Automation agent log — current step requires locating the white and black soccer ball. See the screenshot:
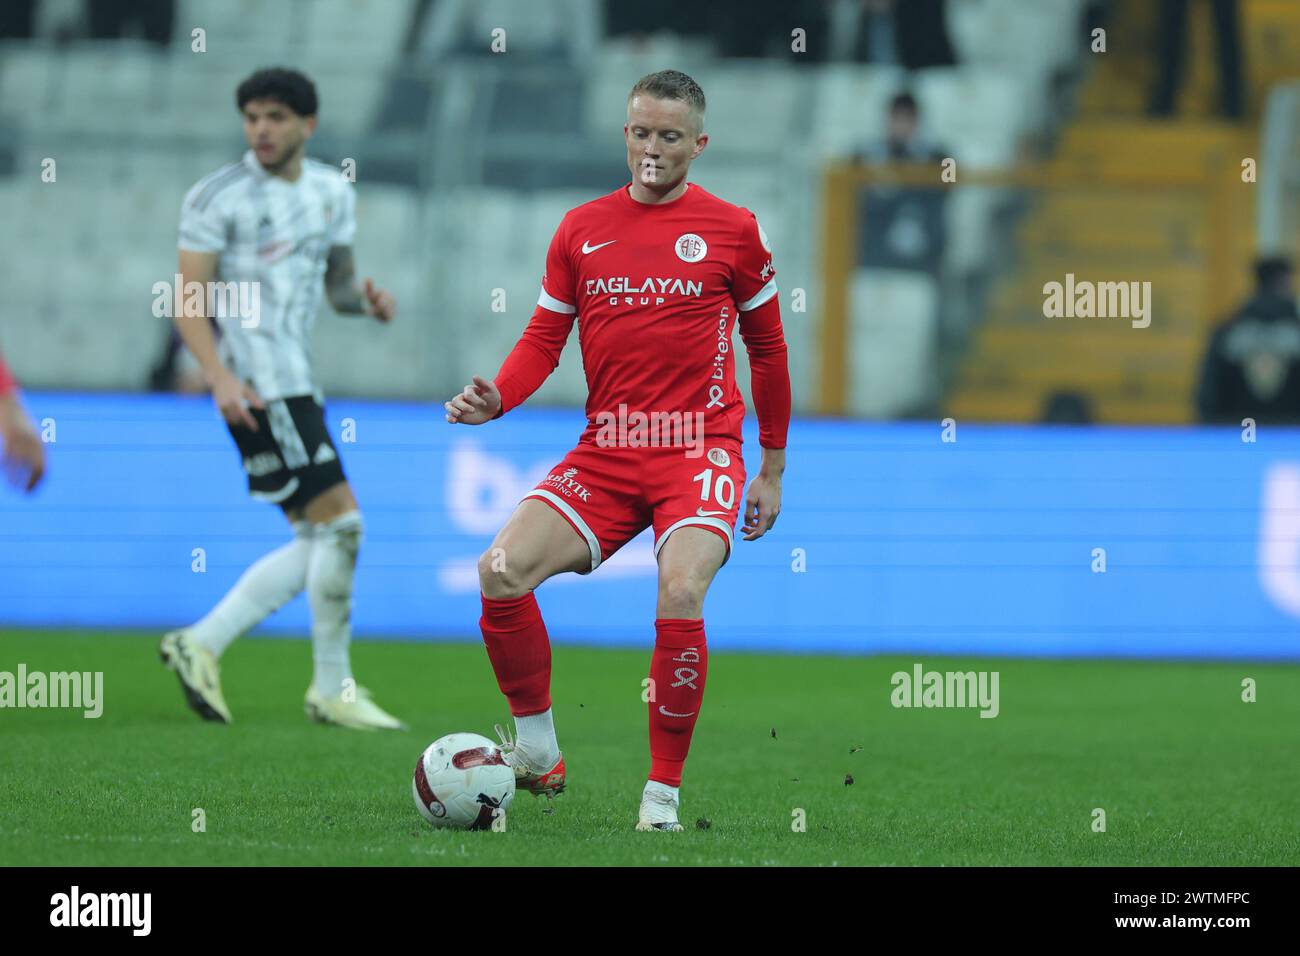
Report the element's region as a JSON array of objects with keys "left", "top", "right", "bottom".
[{"left": 412, "top": 733, "right": 515, "bottom": 830}]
